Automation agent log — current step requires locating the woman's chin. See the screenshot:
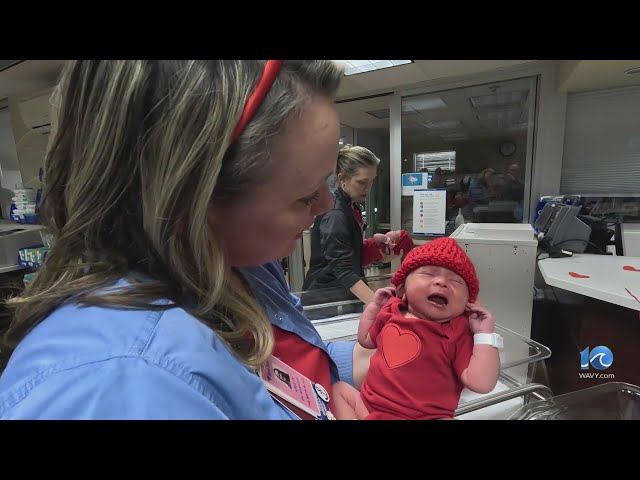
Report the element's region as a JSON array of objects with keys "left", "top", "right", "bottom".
[{"left": 279, "top": 238, "right": 299, "bottom": 258}]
